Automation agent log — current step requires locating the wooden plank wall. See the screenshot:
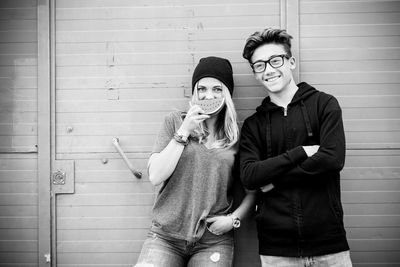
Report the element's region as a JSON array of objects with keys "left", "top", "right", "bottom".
[
  {"left": 0, "top": 157, "right": 38, "bottom": 266},
  {"left": 0, "top": 0, "right": 39, "bottom": 266},
  {"left": 0, "top": 0, "right": 38, "bottom": 153},
  {"left": 299, "top": 0, "right": 400, "bottom": 266},
  {"left": 54, "top": 0, "right": 279, "bottom": 155},
  {"left": 54, "top": 0, "right": 278, "bottom": 266}
]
